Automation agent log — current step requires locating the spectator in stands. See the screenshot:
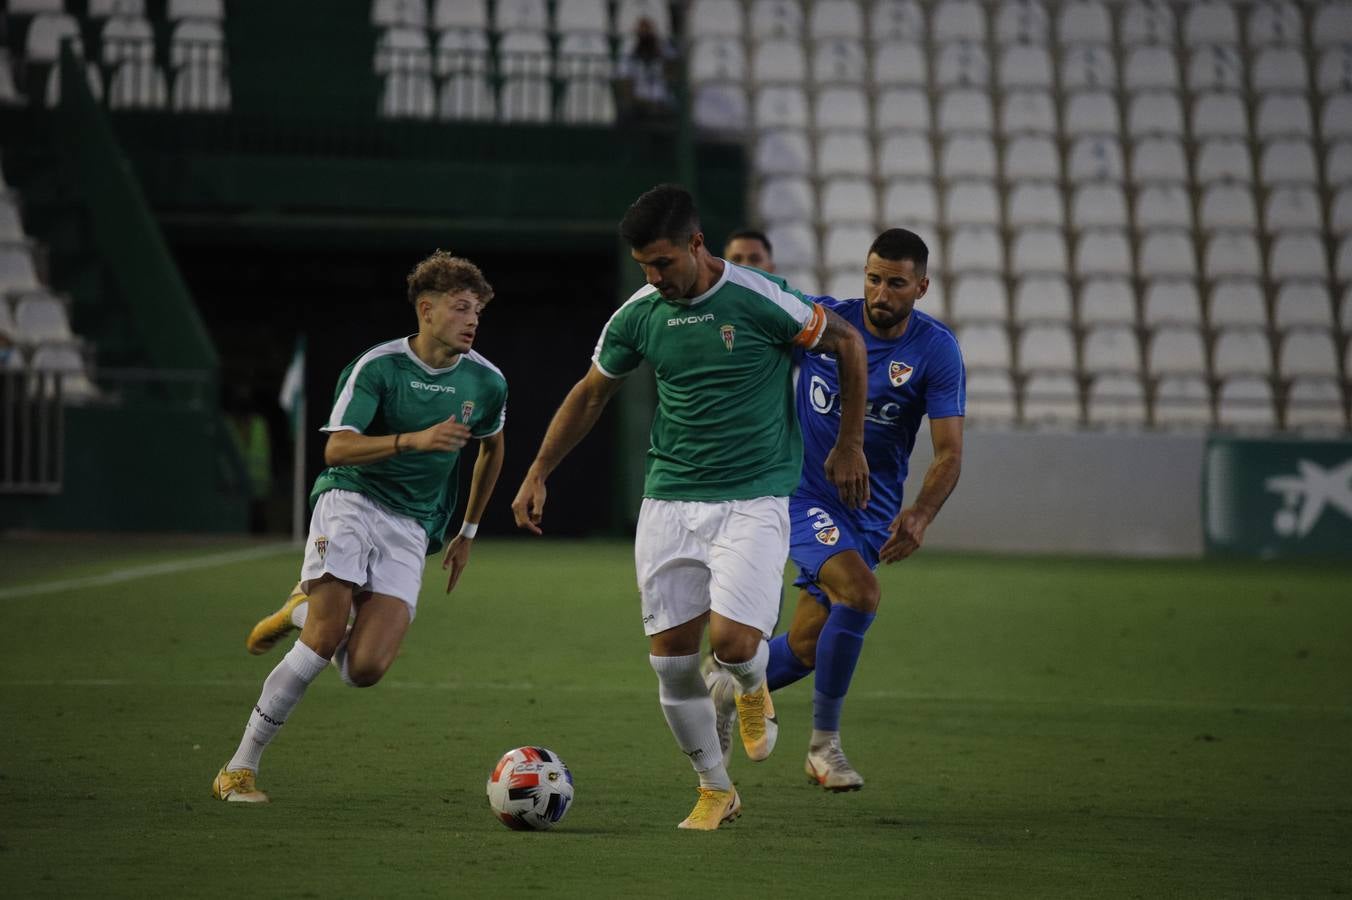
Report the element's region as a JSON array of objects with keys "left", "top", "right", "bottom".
[
  {"left": 724, "top": 229, "right": 775, "bottom": 273},
  {"left": 616, "top": 17, "right": 678, "bottom": 124}
]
